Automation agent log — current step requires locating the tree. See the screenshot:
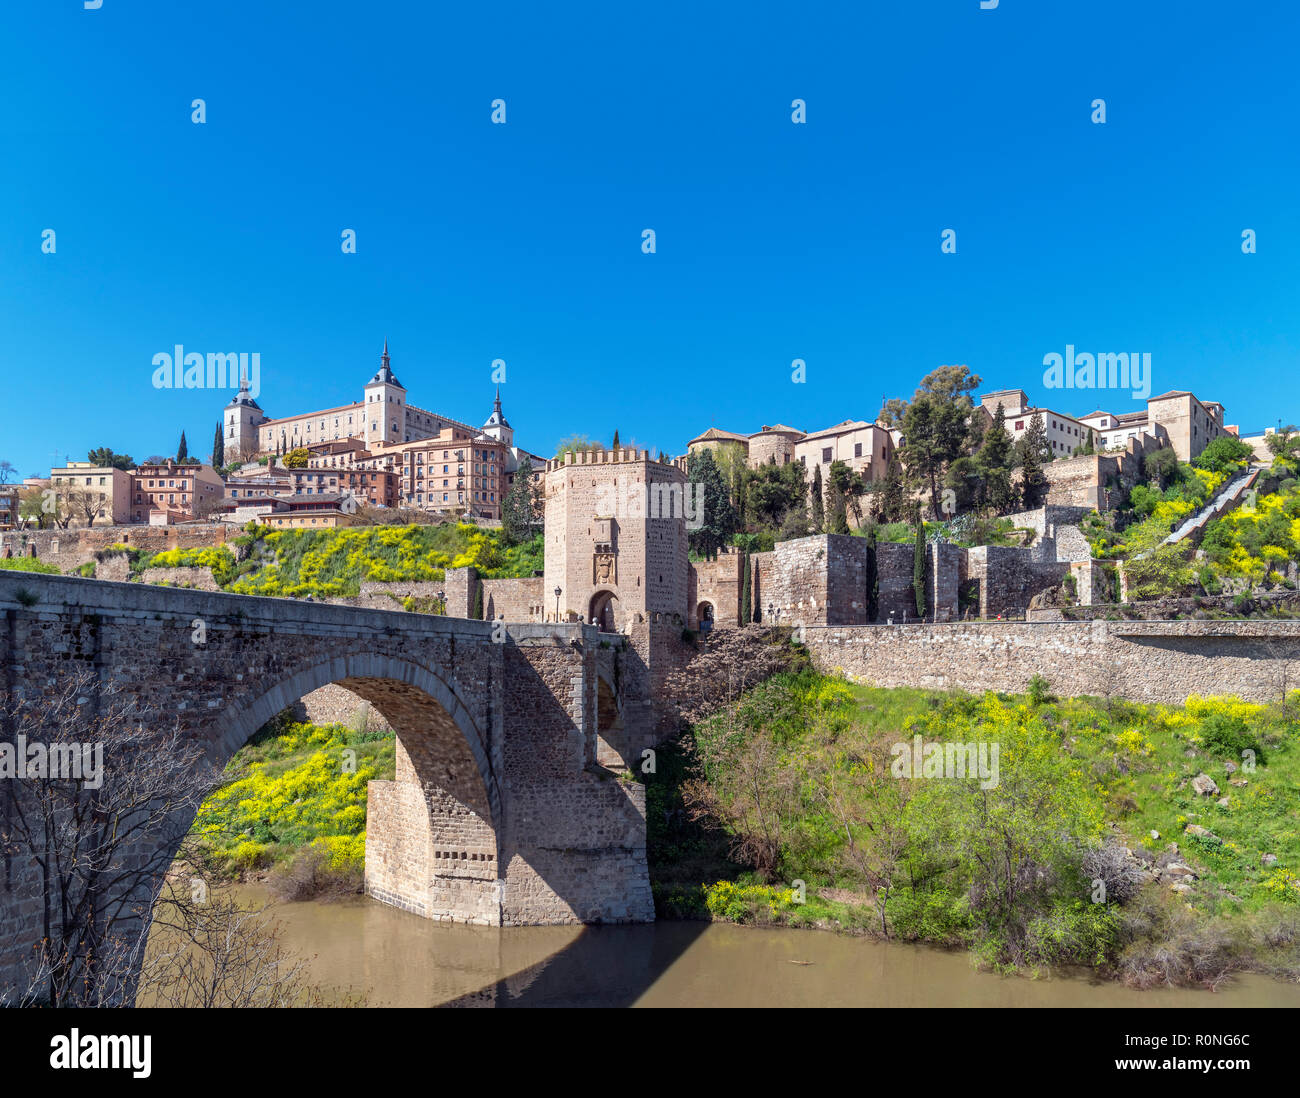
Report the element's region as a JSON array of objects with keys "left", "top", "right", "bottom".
[
  {"left": 685, "top": 449, "right": 738, "bottom": 560},
  {"left": 472, "top": 580, "right": 484, "bottom": 620},
  {"left": 912, "top": 508, "right": 927, "bottom": 619},
  {"left": 211, "top": 423, "right": 225, "bottom": 470},
  {"left": 740, "top": 551, "right": 752, "bottom": 625},
  {"left": 1016, "top": 412, "right": 1050, "bottom": 509},
  {"left": 898, "top": 366, "right": 982, "bottom": 518},
  {"left": 1193, "top": 435, "right": 1255, "bottom": 476},
  {"left": 86, "top": 448, "right": 134, "bottom": 471},
  {"left": 877, "top": 397, "right": 909, "bottom": 428},
  {"left": 555, "top": 434, "right": 602, "bottom": 459},
  {"left": 871, "top": 449, "right": 907, "bottom": 524},
  {"left": 0, "top": 671, "right": 218, "bottom": 1006},
  {"left": 1144, "top": 447, "right": 1180, "bottom": 490},
  {"left": 501, "top": 456, "right": 542, "bottom": 544},
  {"left": 612, "top": 429, "right": 620, "bottom": 449},
  {"left": 864, "top": 522, "right": 880, "bottom": 622},
  {"left": 828, "top": 461, "right": 861, "bottom": 532},
  {"left": 176, "top": 431, "right": 188, "bottom": 464},
  {"left": 0, "top": 459, "right": 16, "bottom": 484},
  {"left": 1264, "top": 425, "right": 1299, "bottom": 466},
  {"left": 810, "top": 464, "right": 825, "bottom": 533},
  {"left": 975, "top": 404, "right": 1017, "bottom": 514},
  {"left": 282, "top": 447, "right": 311, "bottom": 469},
  {"left": 18, "top": 485, "right": 53, "bottom": 529}
]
